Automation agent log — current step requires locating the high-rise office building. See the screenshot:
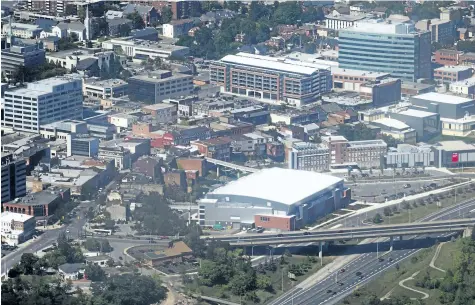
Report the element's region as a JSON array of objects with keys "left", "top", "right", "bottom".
[
  {"left": 1, "top": 154, "right": 26, "bottom": 203},
  {"left": 2, "top": 76, "right": 83, "bottom": 132},
  {"left": 339, "top": 20, "right": 432, "bottom": 81}
]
